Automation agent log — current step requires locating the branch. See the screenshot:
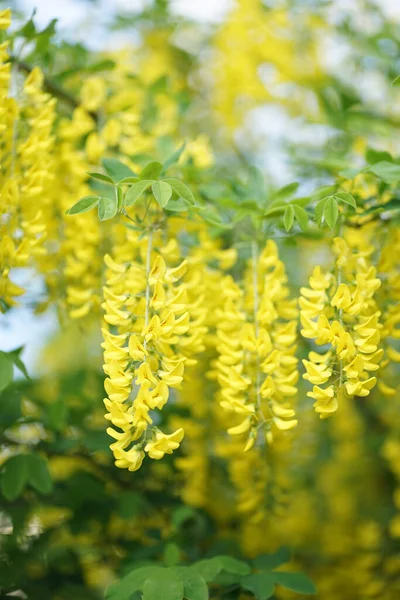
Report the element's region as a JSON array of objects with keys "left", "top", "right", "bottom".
[{"left": 9, "top": 56, "right": 99, "bottom": 123}]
